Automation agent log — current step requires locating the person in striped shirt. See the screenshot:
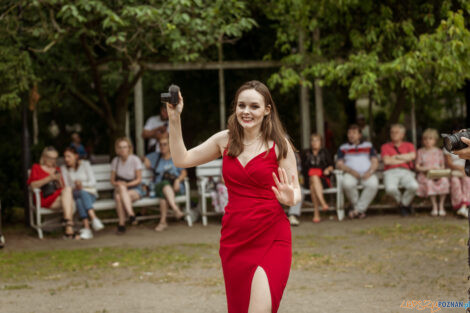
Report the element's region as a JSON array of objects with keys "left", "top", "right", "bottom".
[{"left": 336, "top": 124, "right": 379, "bottom": 219}]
